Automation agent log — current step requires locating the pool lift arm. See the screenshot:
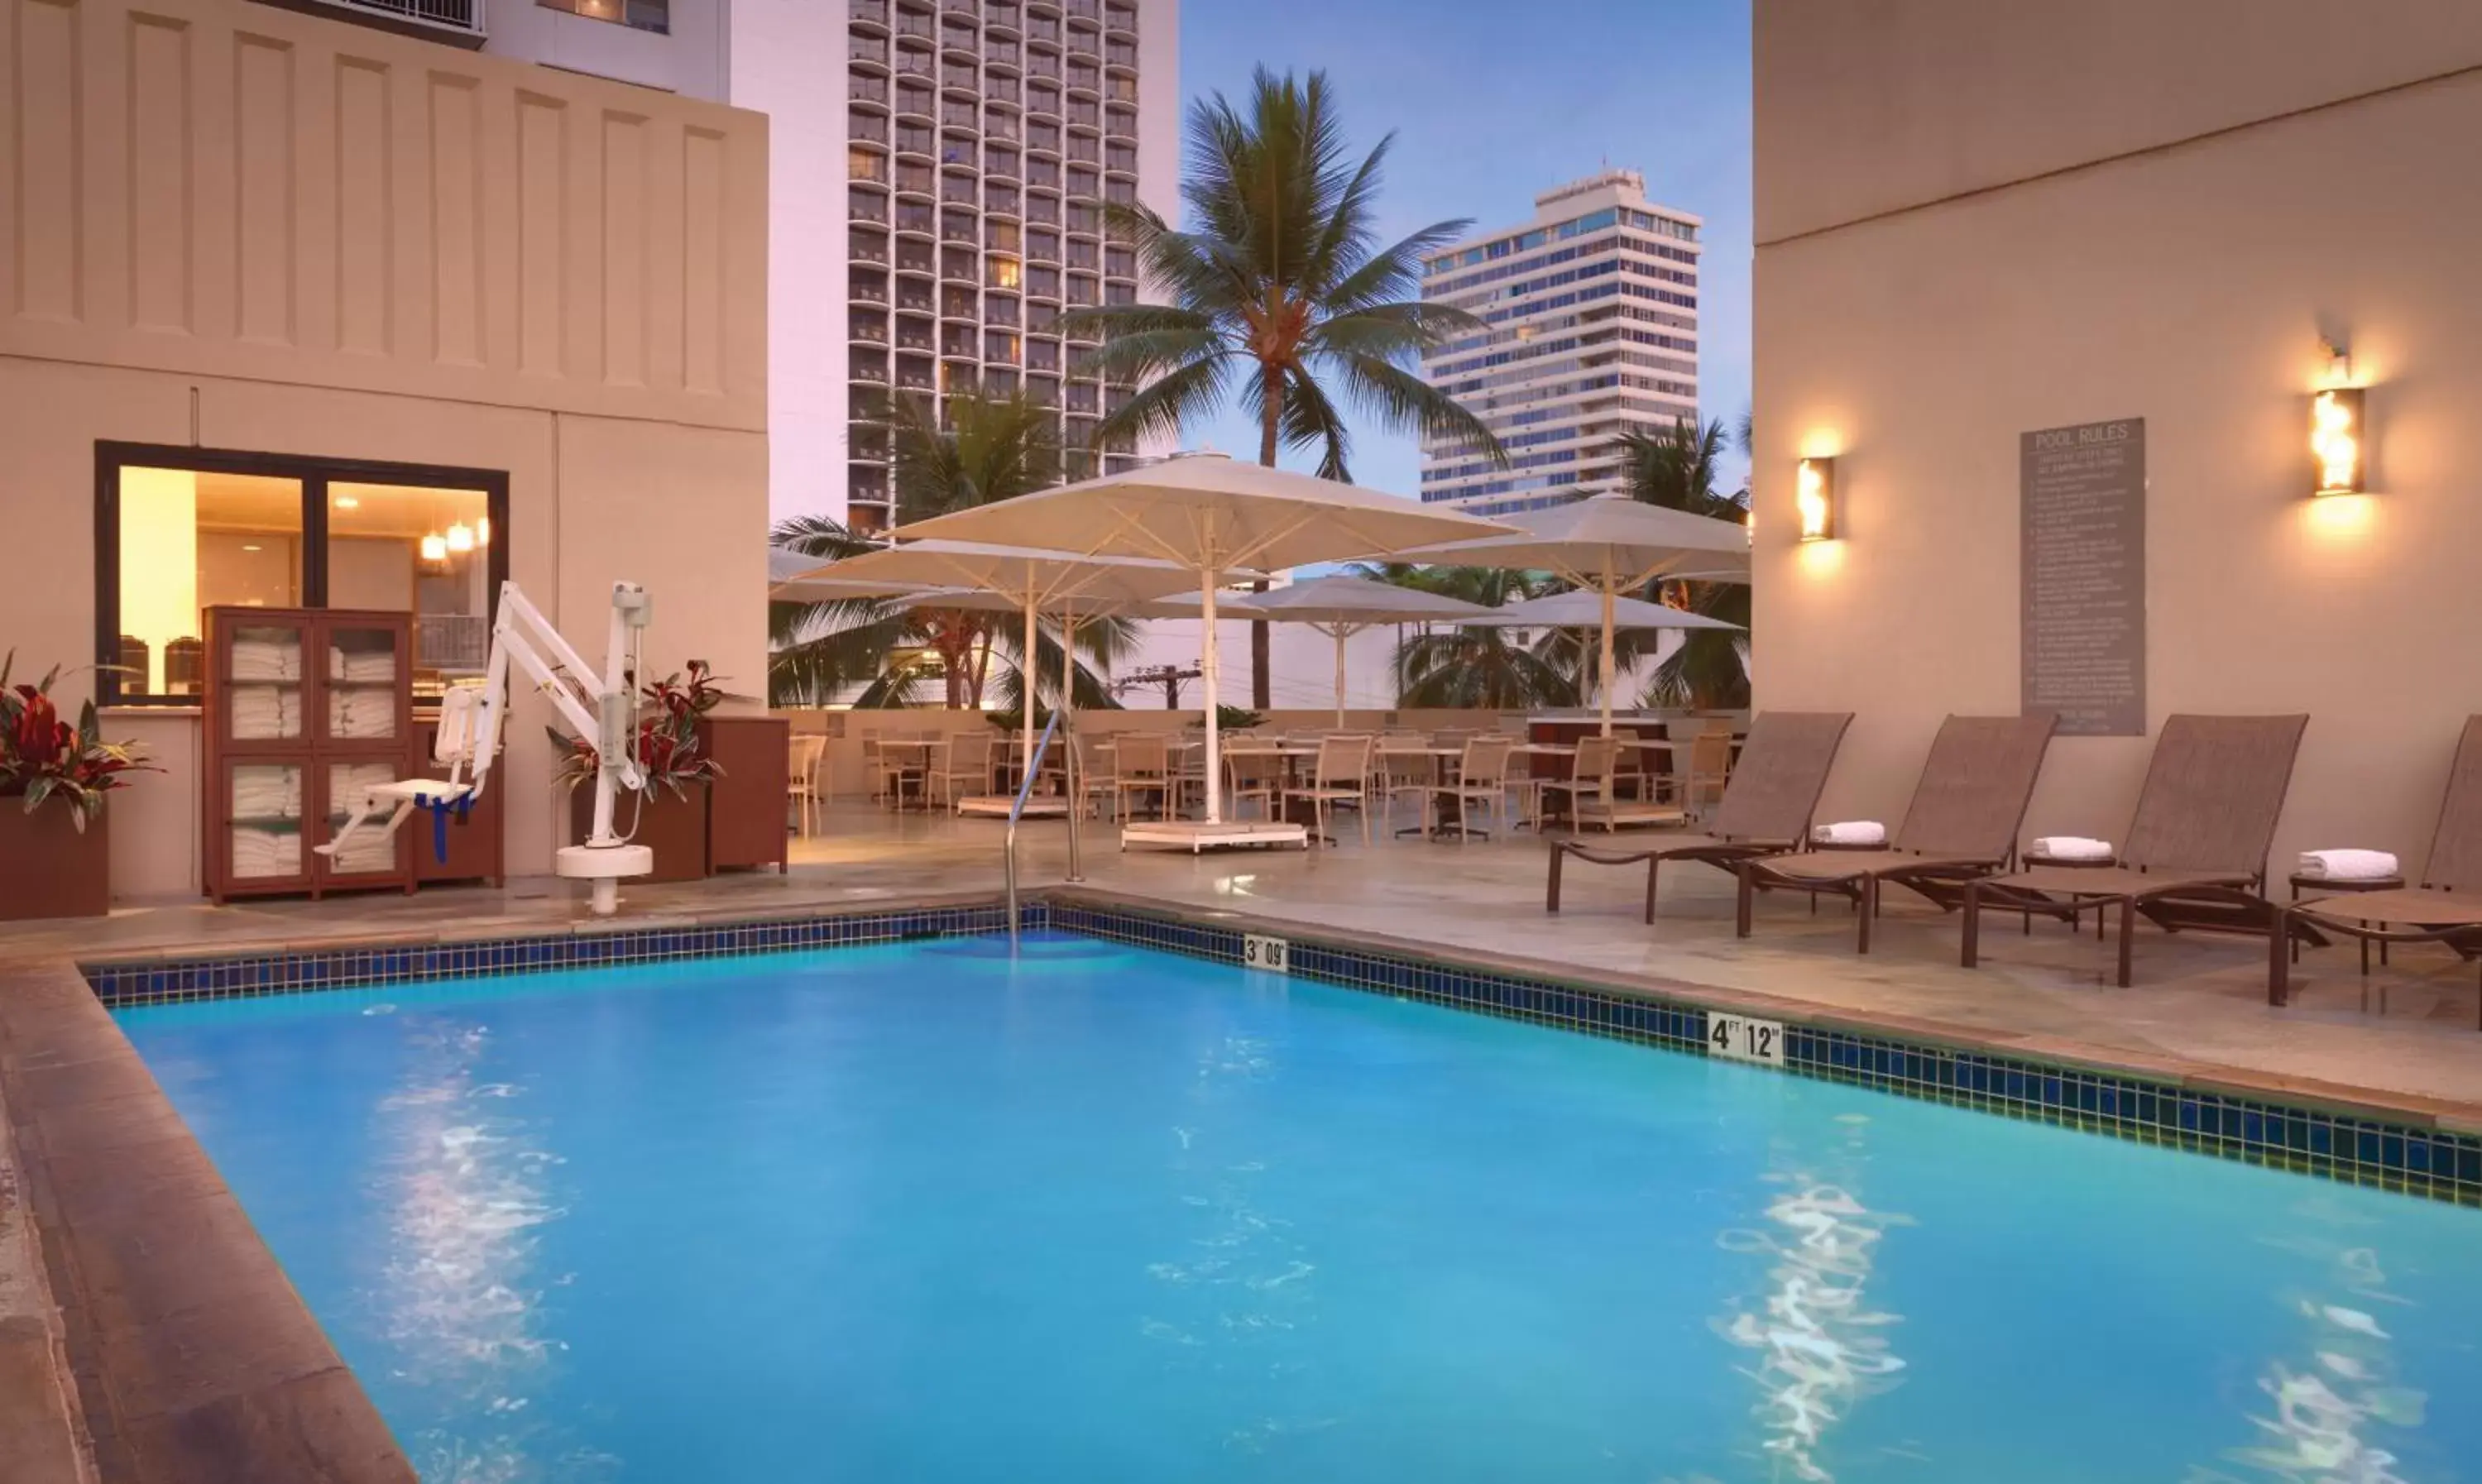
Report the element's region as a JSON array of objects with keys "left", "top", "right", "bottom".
[{"left": 315, "top": 580, "right": 656, "bottom": 916}]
